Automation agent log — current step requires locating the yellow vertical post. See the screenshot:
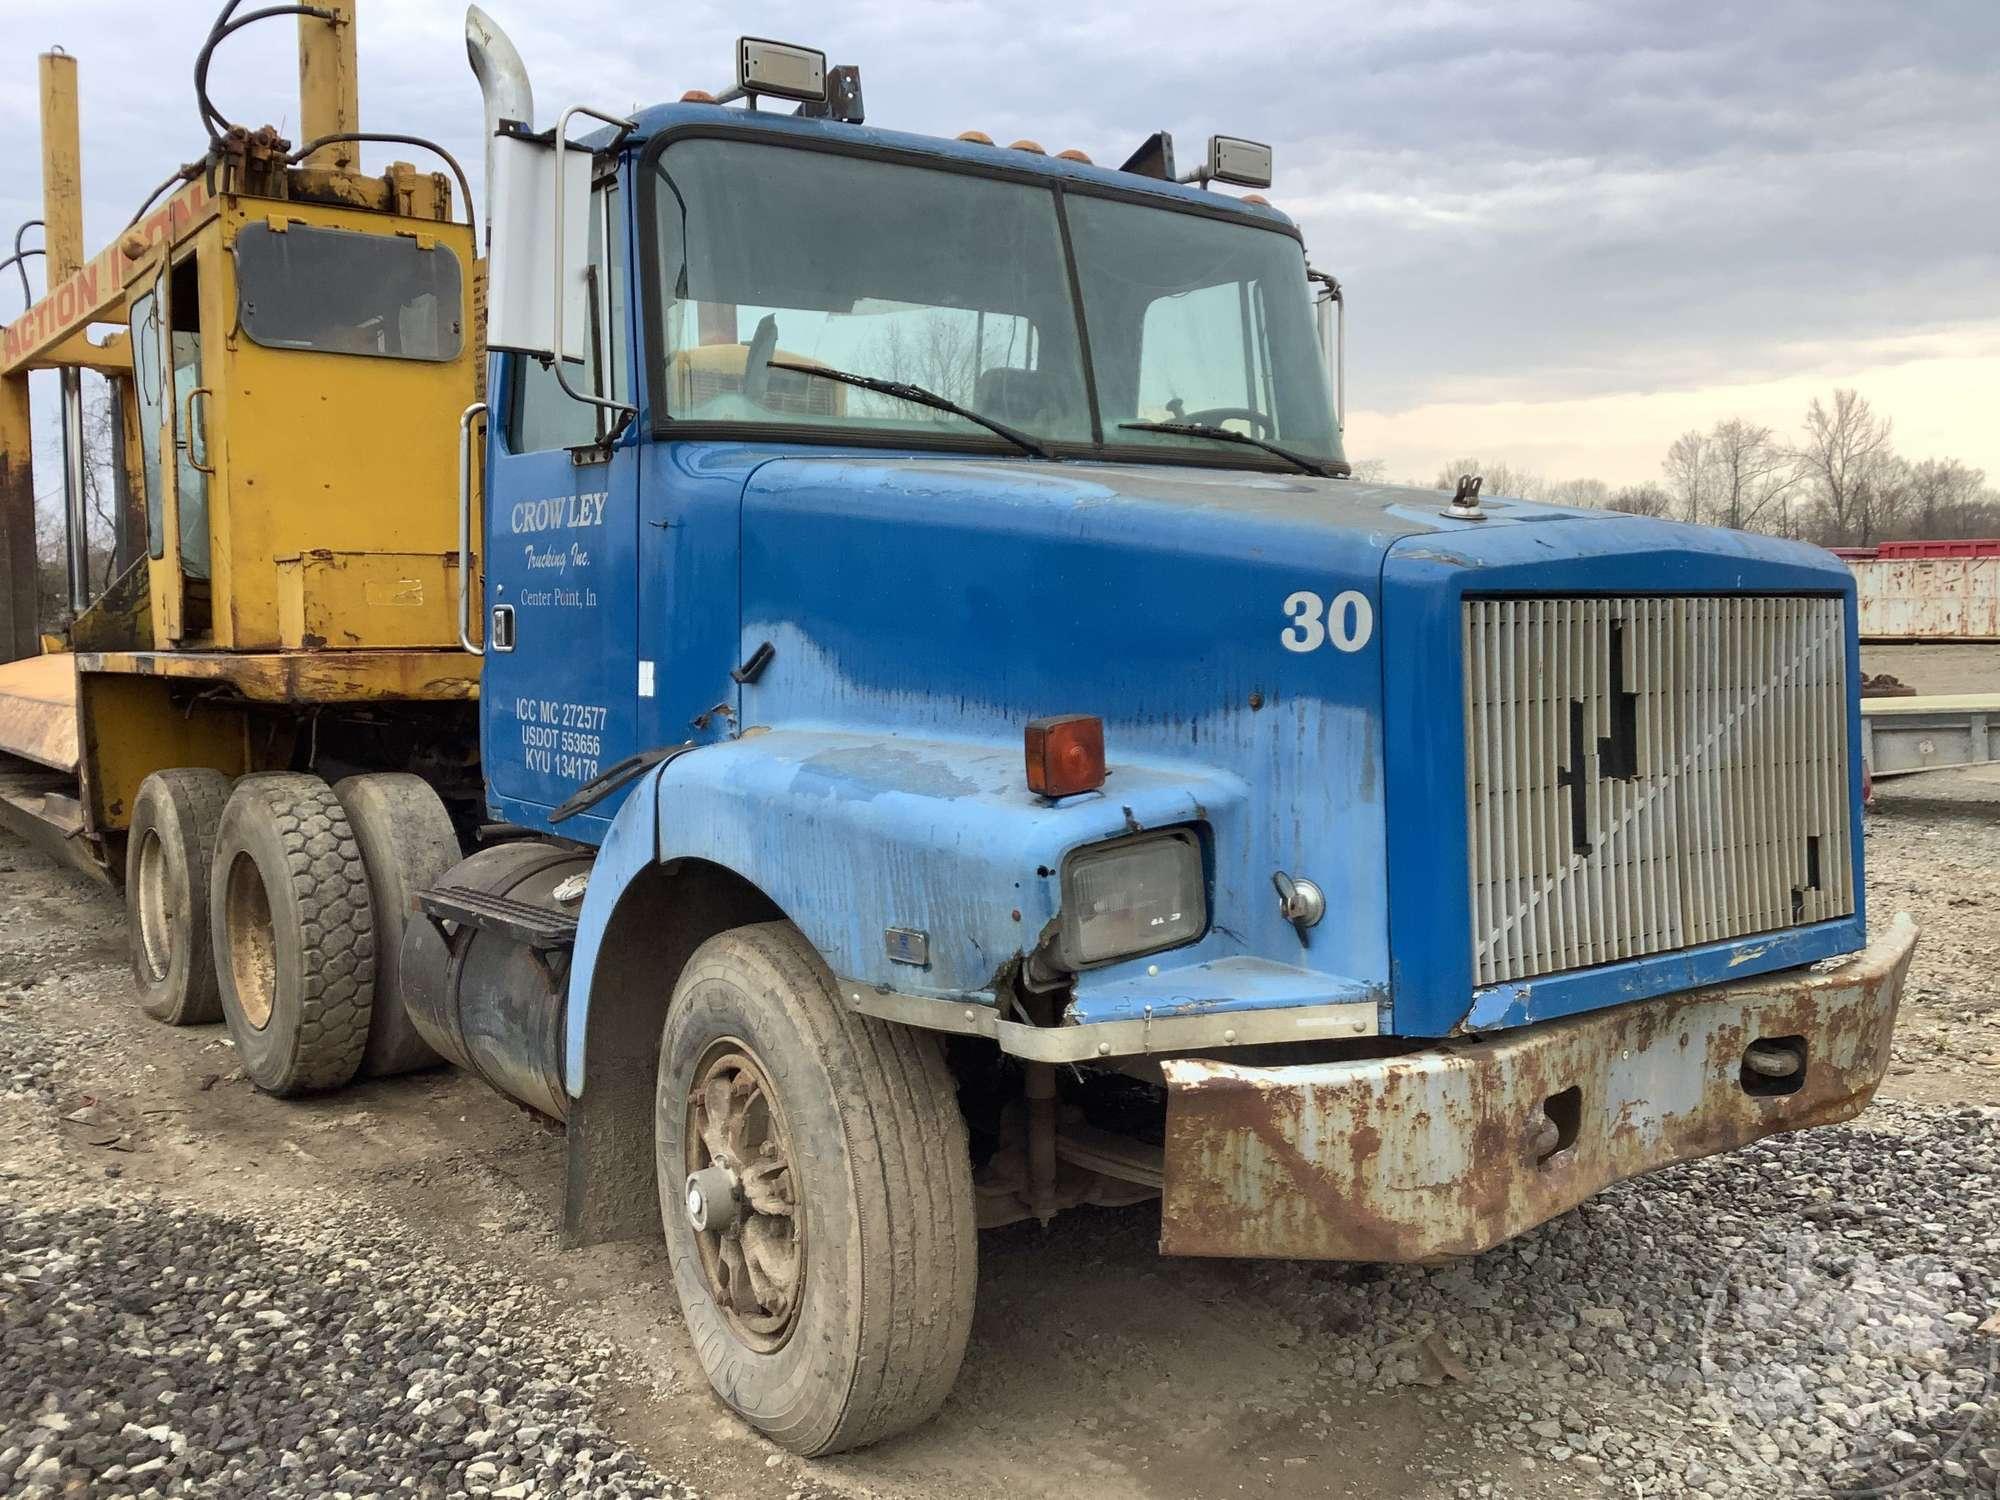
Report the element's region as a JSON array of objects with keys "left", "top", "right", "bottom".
[
  {"left": 41, "top": 48, "right": 93, "bottom": 616},
  {"left": 38, "top": 50, "right": 84, "bottom": 280},
  {"left": 297, "top": 0, "right": 359, "bottom": 170}
]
